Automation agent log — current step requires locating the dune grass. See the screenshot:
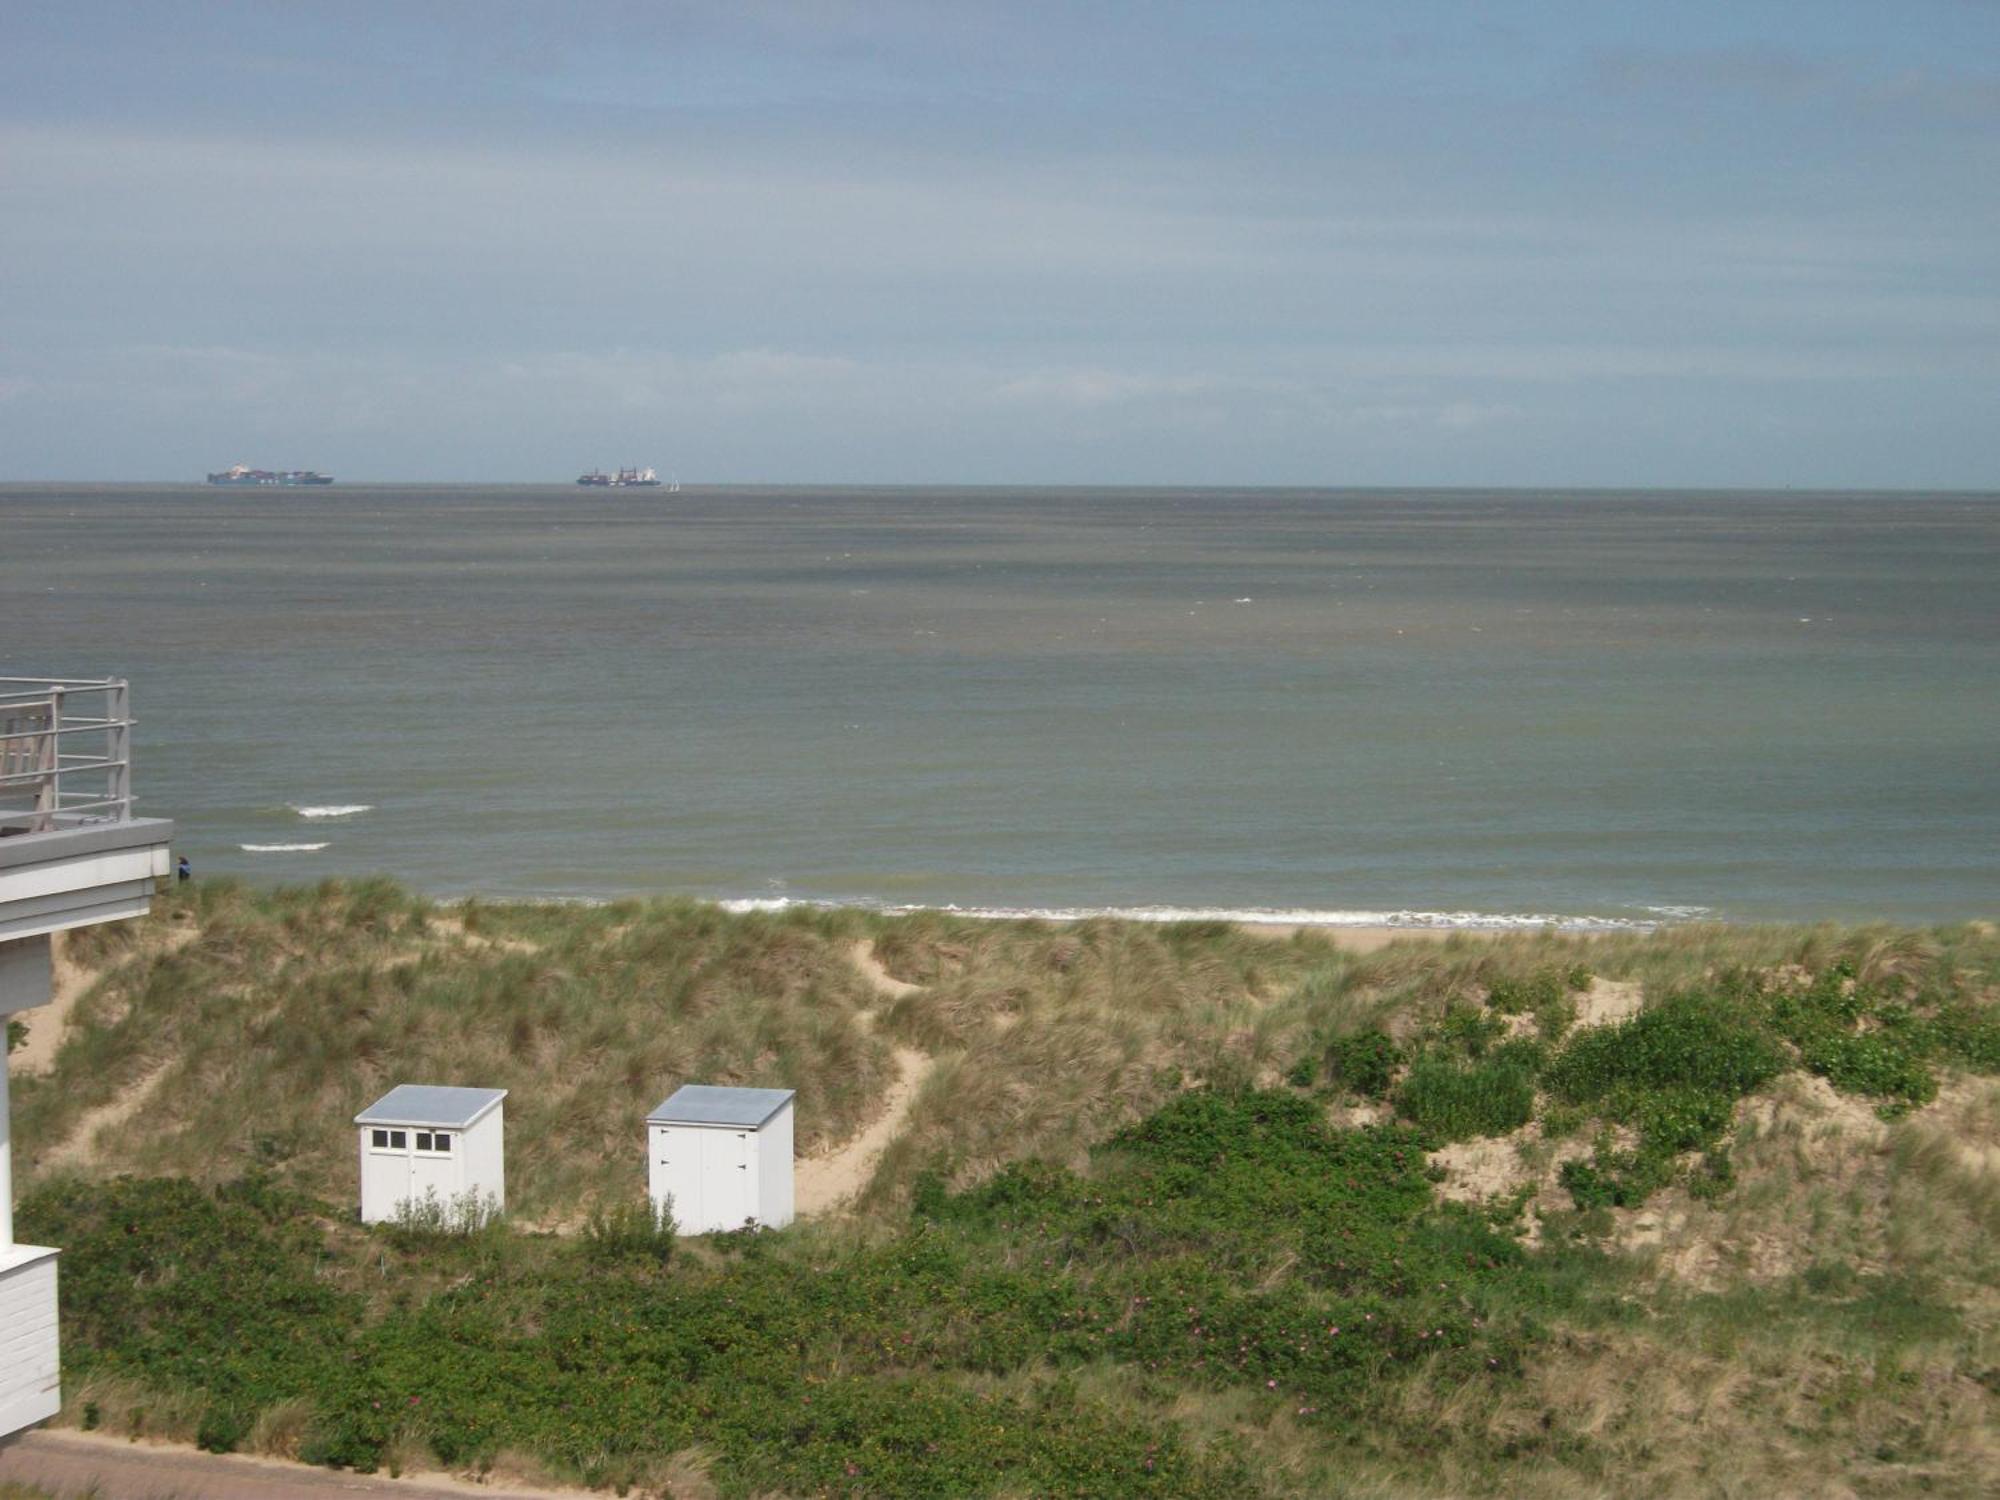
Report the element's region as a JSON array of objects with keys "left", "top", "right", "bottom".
[
  {"left": 21, "top": 880, "right": 892, "bottom": 1217},
  {"left": 15, "top": 884, "right": 2000, "bottom": 1496}
]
